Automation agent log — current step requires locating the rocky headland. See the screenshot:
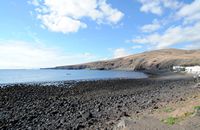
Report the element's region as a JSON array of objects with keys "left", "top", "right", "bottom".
[{"left": 53, "top": 49, "right": 200, "bottom": 71}]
